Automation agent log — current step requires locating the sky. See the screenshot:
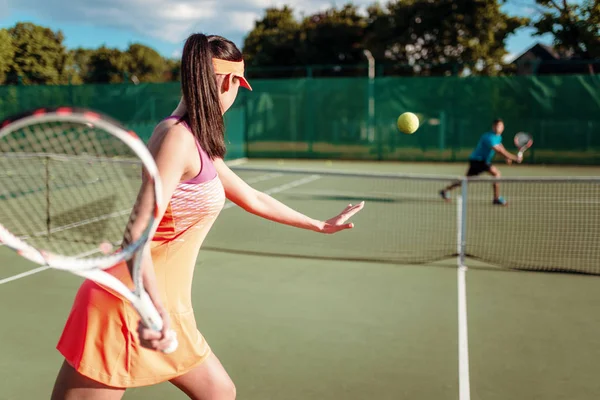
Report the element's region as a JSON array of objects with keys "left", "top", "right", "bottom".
[{"left": 0, "top": 0, "right": 555, "bottom": 62}]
